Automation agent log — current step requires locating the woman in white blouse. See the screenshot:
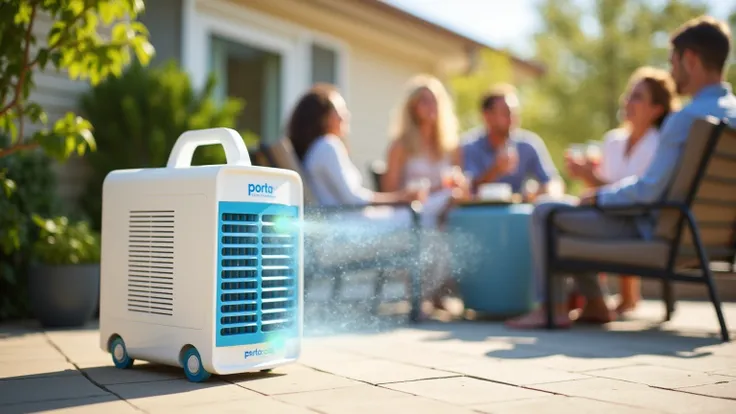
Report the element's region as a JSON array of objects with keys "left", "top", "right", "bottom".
[
  {"left": 380, "top": 75, "right": 466, "bottom": 310},
  {"left": 381, "top": 74, "right": 463, "bottom": 218},
  {"left": 287, "top": 83, "right": 448, "bottom": 315},
  {"left": 565, "top": 66, "right": 680, "bottom": 315},
  {"left": 289, "top": 84, "right": 423, "bottom": 207}
]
